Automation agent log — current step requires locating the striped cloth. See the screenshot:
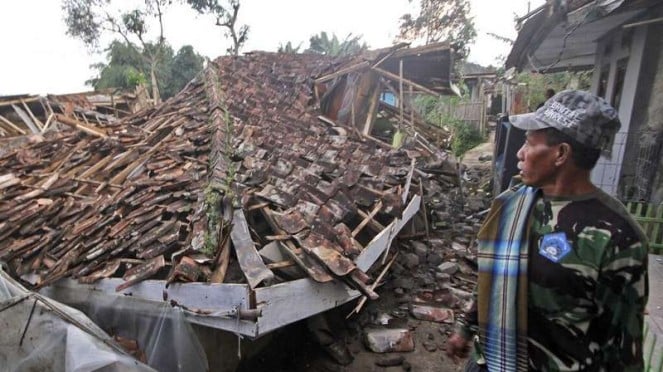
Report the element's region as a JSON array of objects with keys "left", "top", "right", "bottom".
[{"left": 476, "top": 184, "right": 538, "bottom": 371}]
